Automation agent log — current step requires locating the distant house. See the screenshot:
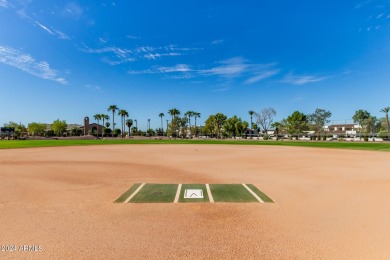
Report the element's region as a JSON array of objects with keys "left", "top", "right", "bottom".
[
  {"left": 79, "top": 117, "right": 105, "bottom": 136},
  {"left": 43, "top": 117, "right": 104, "bottom": 136},
  {"left": 67, "top": 124, "right": 83, "bottom": 131},
  {"left": 0, "top": 127, "right": 15, "bottom": 138},
  {"left": 246, "top": 128, "right": 259, "bottom": 137},
  {"left": 44, "top": 123, "right": 83, "bottom": 135},
  {"left": 324, "top": 124, "right": 360, "bottom": 137}
]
